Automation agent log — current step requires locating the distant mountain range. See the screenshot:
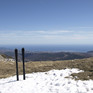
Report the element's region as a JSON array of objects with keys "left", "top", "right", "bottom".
[
  {"left": 24, "top": 52, "right": 93, "bottom": 61},
  {"left": 0, "top": 47, "right": 93, "bottom": 62}
]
